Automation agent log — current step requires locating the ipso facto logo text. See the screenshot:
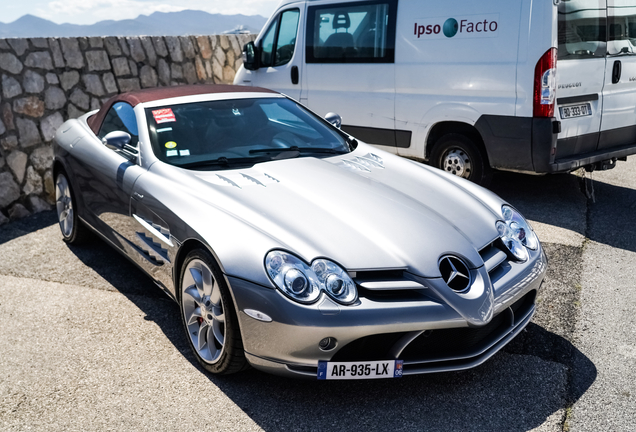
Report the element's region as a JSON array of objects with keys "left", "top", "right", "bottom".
[{"left": 413, "top": 14, "right": 499, "bottom": 40}]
